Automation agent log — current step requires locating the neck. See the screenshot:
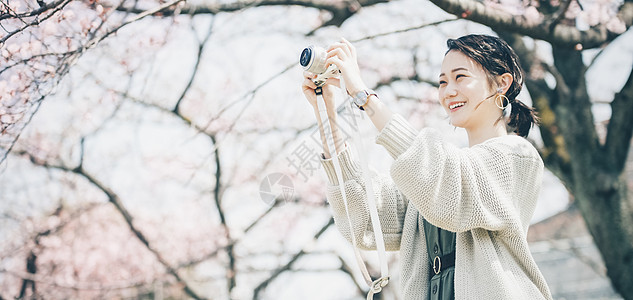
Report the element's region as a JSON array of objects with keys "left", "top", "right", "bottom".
[{"left": 466, "top": 119, "right": 508, "bottom": 147}]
